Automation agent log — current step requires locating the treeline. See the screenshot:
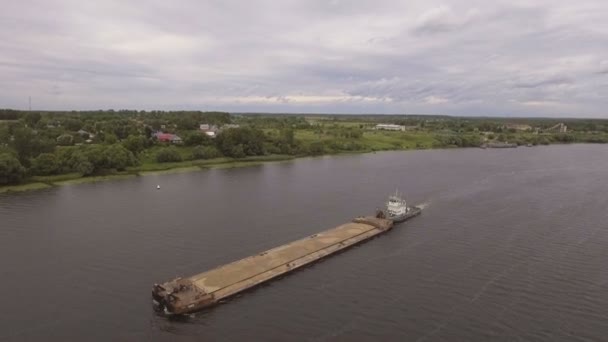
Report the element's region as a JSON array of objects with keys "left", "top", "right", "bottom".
[
  {"left": 0, "top": 109, "right": 20, "bottom": 120},
  {"left": 431, "top": 132, "right": 608, "bottom": 148},
  {"left": 0, "top": 109, "right": 327, "bottom": 185},
  {"left": 300, "top": 113, "right": 608, "bottom": 134},
  {"left": 0, "top": 128, "right": 144, "bottom": 184},
  {"left": 235, "top": 115, "right": 310, "bottom": 129},
  {"left": 3, "top": 110, "right": 608, "bottom": 186},
  {"left": 0, "top": 110, "right": 233, "bottom": 185},
  {"left": 433, "top": 134, "right": 483, "bottom": 148}
]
